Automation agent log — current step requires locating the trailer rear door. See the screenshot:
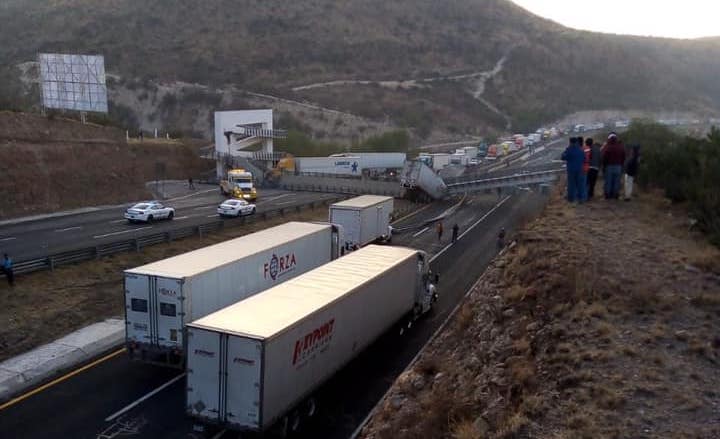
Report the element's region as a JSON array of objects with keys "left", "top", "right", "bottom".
[
  {"left": 187, "top": 328, "right": 222, "bottom": 422},
  {"left": 125, "top": 273, "right": 151, "bottom": 344},
  {"left": 225, "top": 336, "right": 263, "bottom": 429},
  {"left": 155, "top": 277, "right": 184, "bottom": 347}
]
